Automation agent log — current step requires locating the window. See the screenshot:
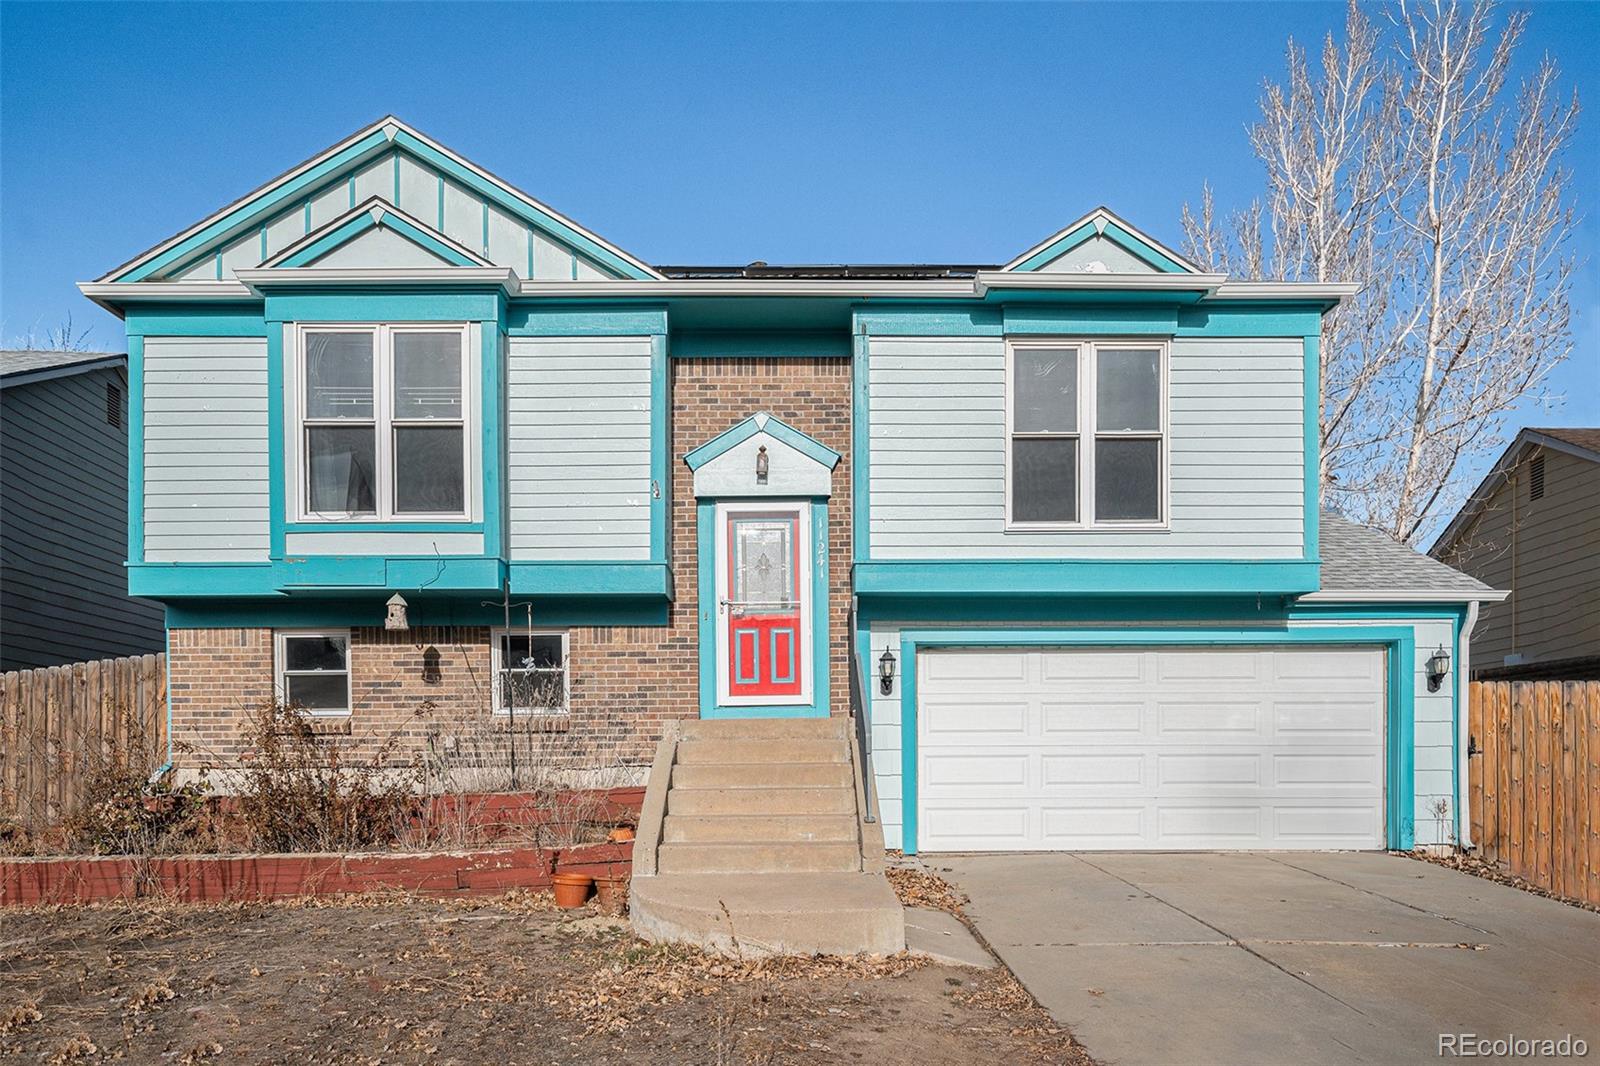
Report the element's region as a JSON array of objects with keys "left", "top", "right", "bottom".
[
  {"left": 275, "top": 630, "right": 352, "bottom": 716},
  {"left": 105, "top": 382, "right": 122, "bottom": 428},
  {"left": 1008, "top": 339, "right": 1166, "bottom": 527},
  {"left": 492, "top": 629, "right": 569, "bottom": 715},
  {"left": 297, "top": 324, "right": 470, "bottom": 520}
]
